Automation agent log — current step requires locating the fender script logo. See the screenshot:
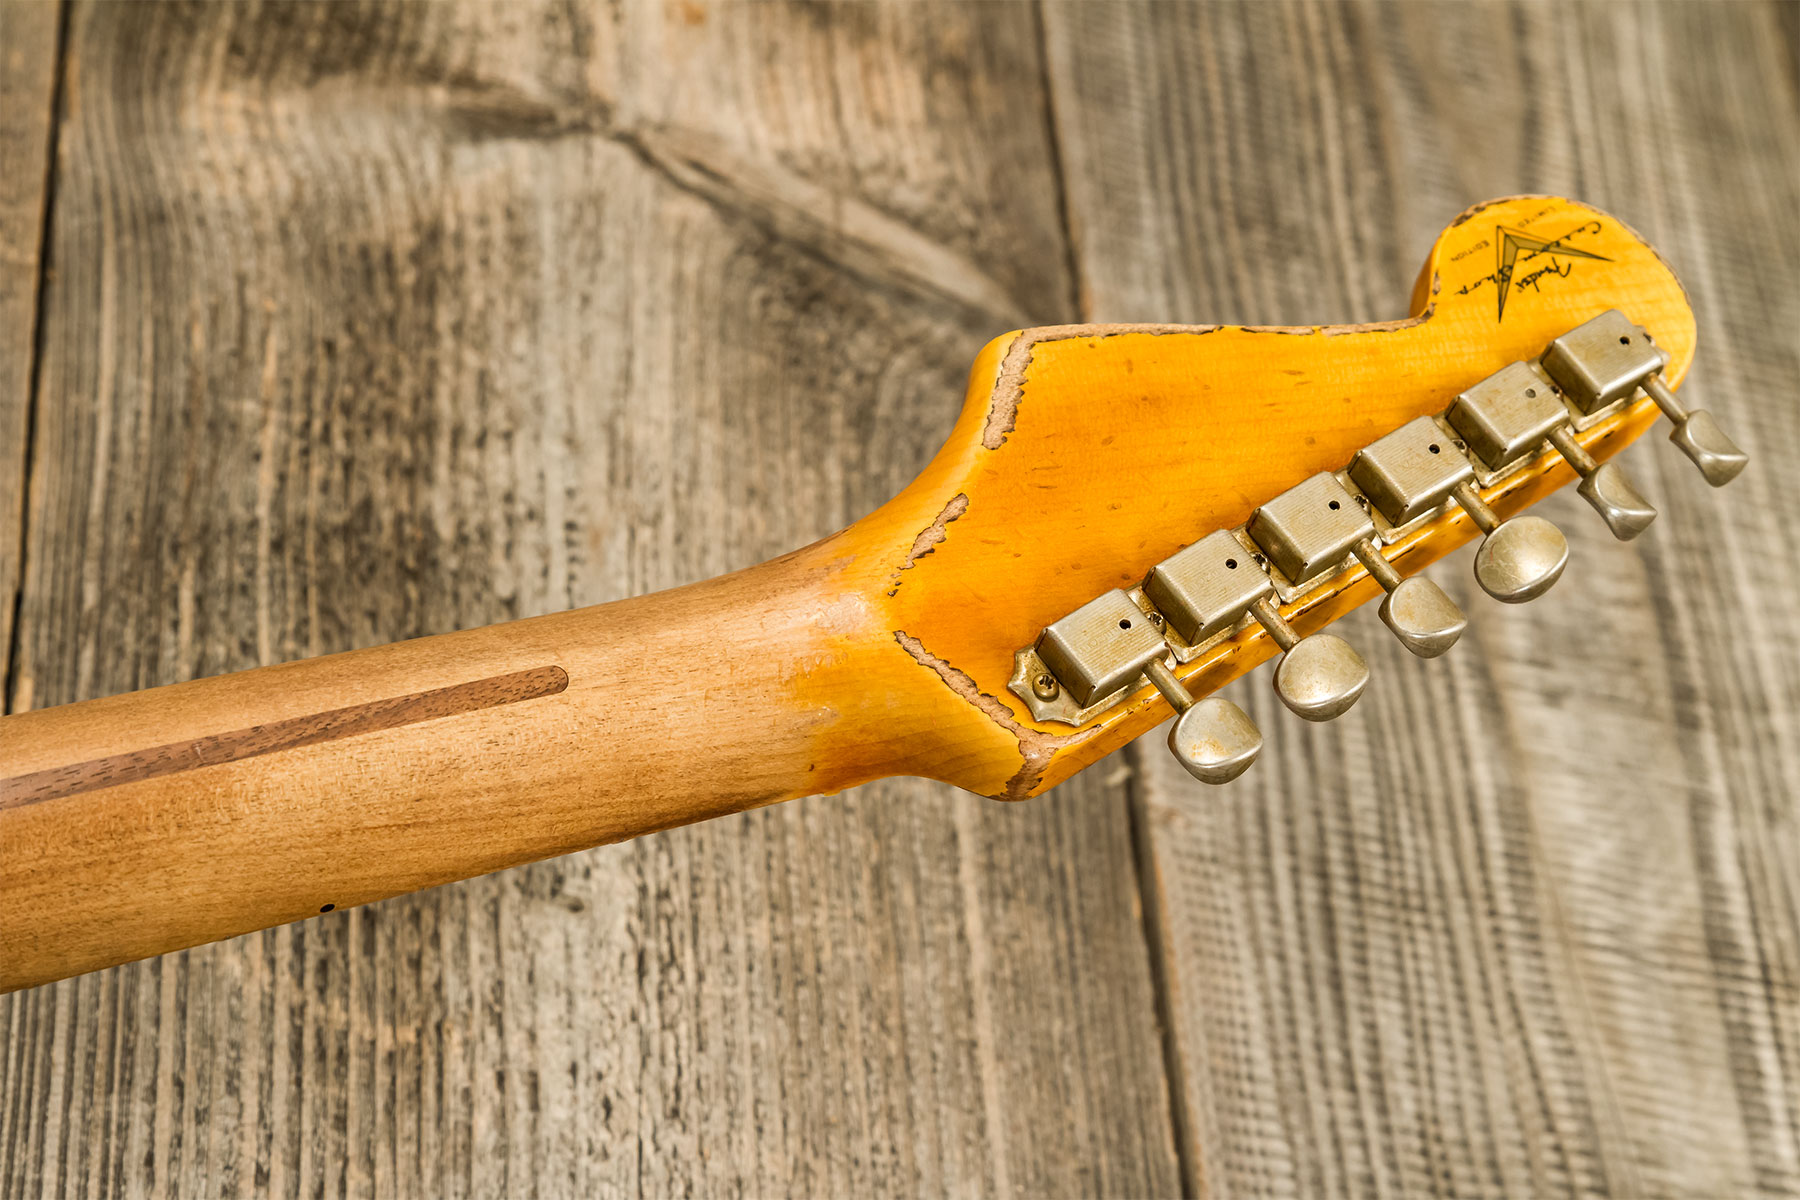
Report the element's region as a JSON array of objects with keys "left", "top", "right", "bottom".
[{"left": 1456, "top": 222, "right": 1610, "bottom": 322}]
